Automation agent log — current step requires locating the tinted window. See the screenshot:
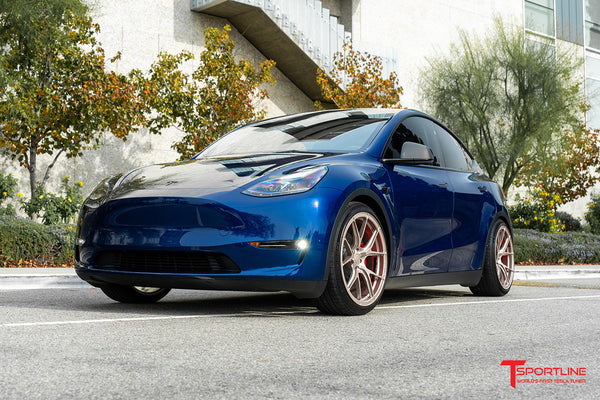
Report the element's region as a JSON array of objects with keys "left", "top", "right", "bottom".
[
  {"left": 199, "top": 110, "right": 394, "bottom": 157},
  {"left": 383, "top": 117, "right": 444, "bottom": 167},
  {"left": 435, "top": 125, "right": 471, "bottom": 171}
]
